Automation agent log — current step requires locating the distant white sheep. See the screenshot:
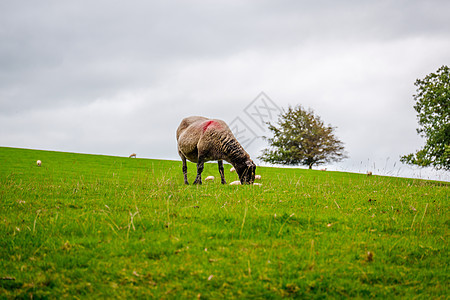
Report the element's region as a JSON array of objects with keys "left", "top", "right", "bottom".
[
  {"left": 205, "top": 176, "right": 215, "bottom": 181},
  {"left": 129, "top": 153, "right": 137, "bottom": 158},
  {"left": 36, "top": 160, "right": 42, "bottom": 167},
  {"left": 230, "top": 180, "right": 262, "bottom": 186},
  {"left": 230, "top": 167, "right": 235, "bottom": 172},
  {"left": 367, "top": 171, "right": 373, "bottom": 176},
  {"left": 255, "top": 175, "right": 261, "bottom": 180}
]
